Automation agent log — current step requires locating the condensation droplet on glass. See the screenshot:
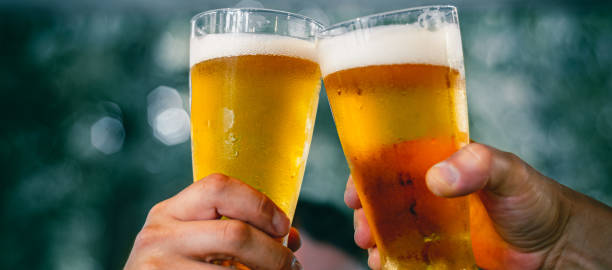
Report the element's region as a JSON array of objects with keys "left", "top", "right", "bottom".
[
  {"left": 223, "top": 108, "right": 235, "bottom": 132},
  {"left": 225, "top": 132, "right": 238, "bottom": 143},
  {"left": 224, "top": 132, "right": 239, "bottom": 158}
]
